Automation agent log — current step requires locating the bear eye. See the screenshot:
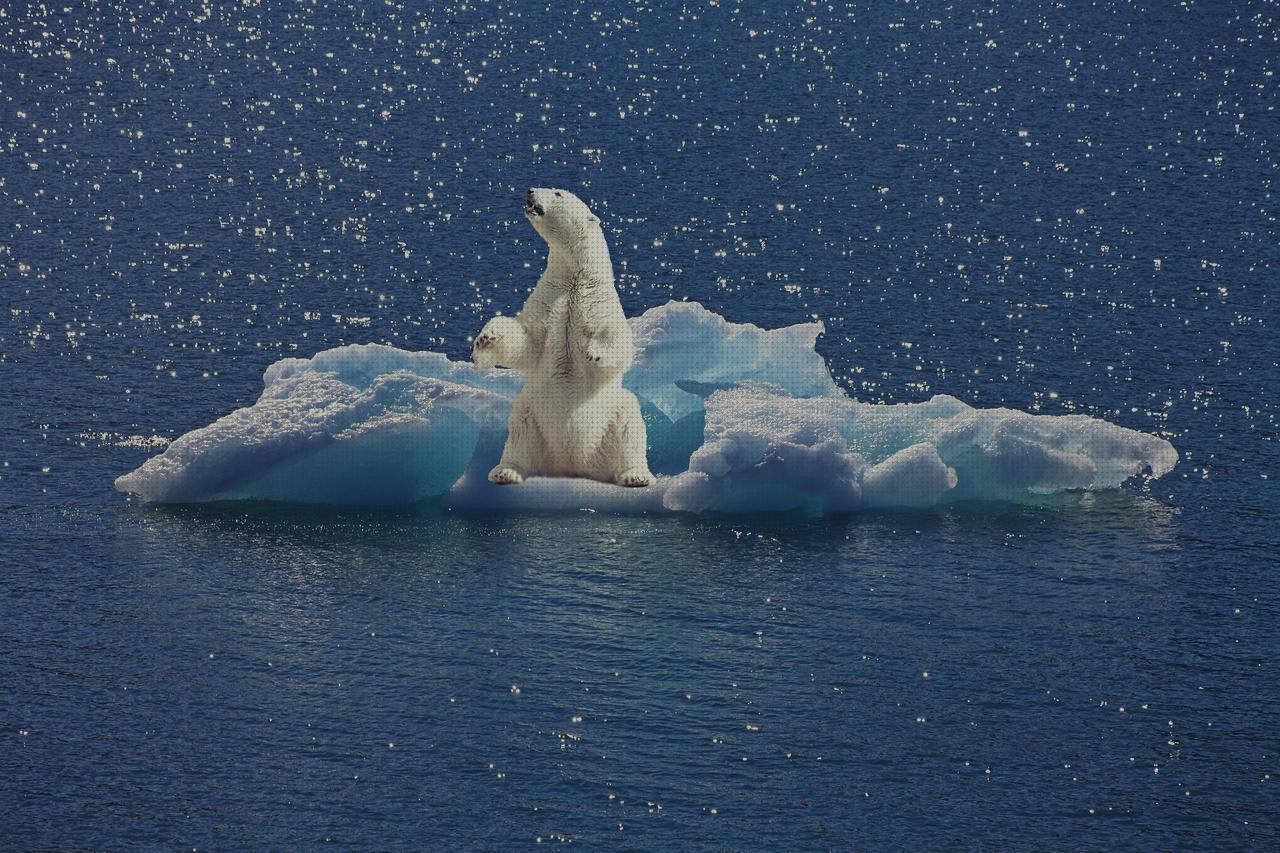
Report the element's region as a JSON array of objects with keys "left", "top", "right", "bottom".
[{"left": 554, "top": 191, "right": 562, "bottom": 197}]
